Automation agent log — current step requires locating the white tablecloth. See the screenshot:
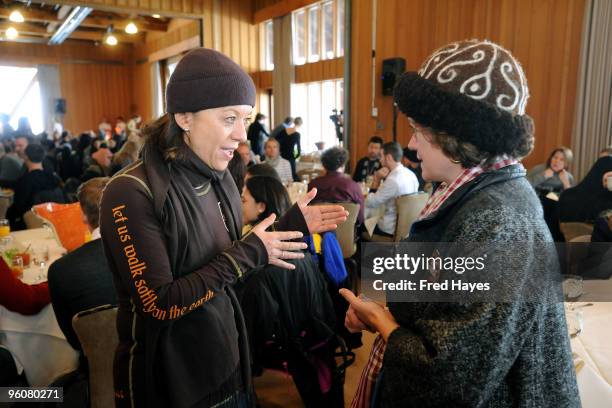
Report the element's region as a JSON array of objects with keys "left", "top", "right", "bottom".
[
  {"left": 0, "top": 228, "right": 79, "bottom": 386},
  {"left": 567, "top": 279, "right": 612, "bottom": 407}
]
